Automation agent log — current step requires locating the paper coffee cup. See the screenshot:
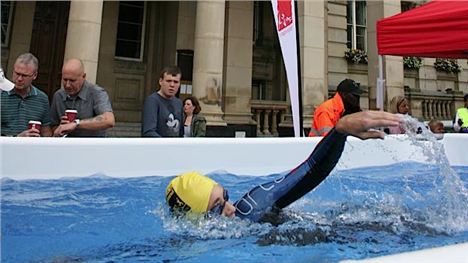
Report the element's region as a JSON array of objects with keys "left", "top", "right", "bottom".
[
  {"left": 65, "top": 109, "right": 78, "bottom": 122},
  {"left": 28, "top": 120, "right": 42, "bottom": 130}
]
